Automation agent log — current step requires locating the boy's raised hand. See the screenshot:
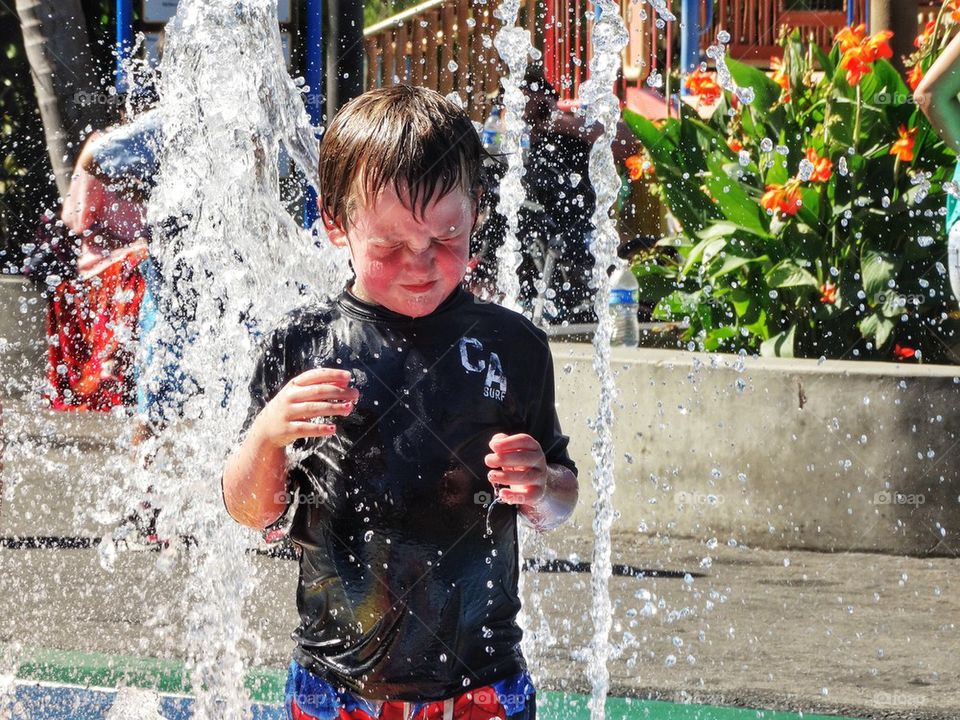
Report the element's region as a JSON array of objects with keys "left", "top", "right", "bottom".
[
  {"left": 252, "top": 368, "right": 359, "bottom": 448},
  {"left": 484, "top": 432, "right": 547, "bottom": 506}
]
